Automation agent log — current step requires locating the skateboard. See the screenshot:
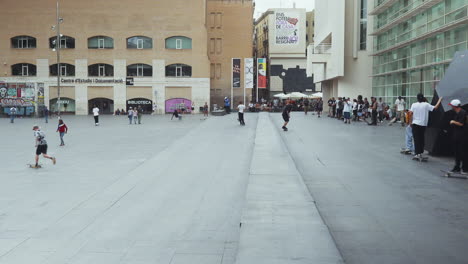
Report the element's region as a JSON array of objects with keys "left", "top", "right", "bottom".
[
  {"left": 28, "top": 164, "right": 42, "bottom": 169},
  {"left": 400, "top": 148, "right": 412, "bottom": 155},
  {"left": 282, "top": 127, "right": 288, "bottom": 131},
  {"left": 412, "top": 156, "right": 428, "bottom": 162},
  {"left": 441, "top": 170, "right": 467, "bottom": 179}
]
